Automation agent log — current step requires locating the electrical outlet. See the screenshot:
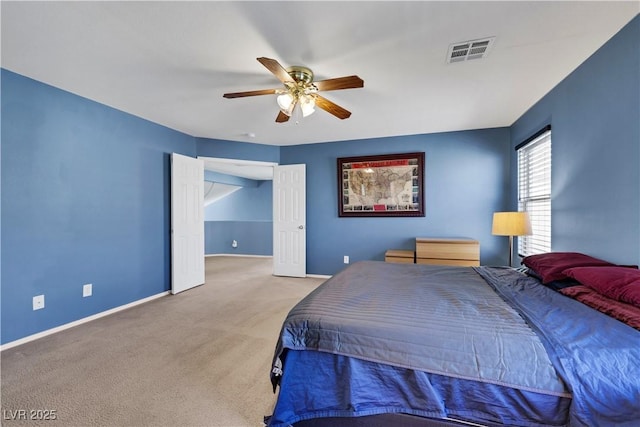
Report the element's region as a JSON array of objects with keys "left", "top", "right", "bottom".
[
  {"left": 33, "top": 295, "right": 45, "bottom": 311},
  {"left": 344, "top": 255, "right": 349, "bottom": 264},
  {"left": 232, "top": 240, "right": 238, "bottom": 248},
  {"left": 83, "top": 283, "right": 92, "bottom": 297}
]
